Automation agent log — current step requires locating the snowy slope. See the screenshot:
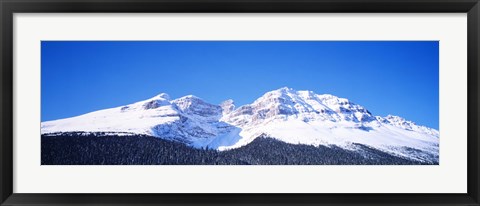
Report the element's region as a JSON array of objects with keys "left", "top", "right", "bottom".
[
  {"left": 218, "top": 87, "right": 439, "bottom": 160},
  {"left": 41, "top": 93, "right": 240, "bottom": 147},
  {"left": 41, "top": 87, "right": 439, "bottom": 161}
]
